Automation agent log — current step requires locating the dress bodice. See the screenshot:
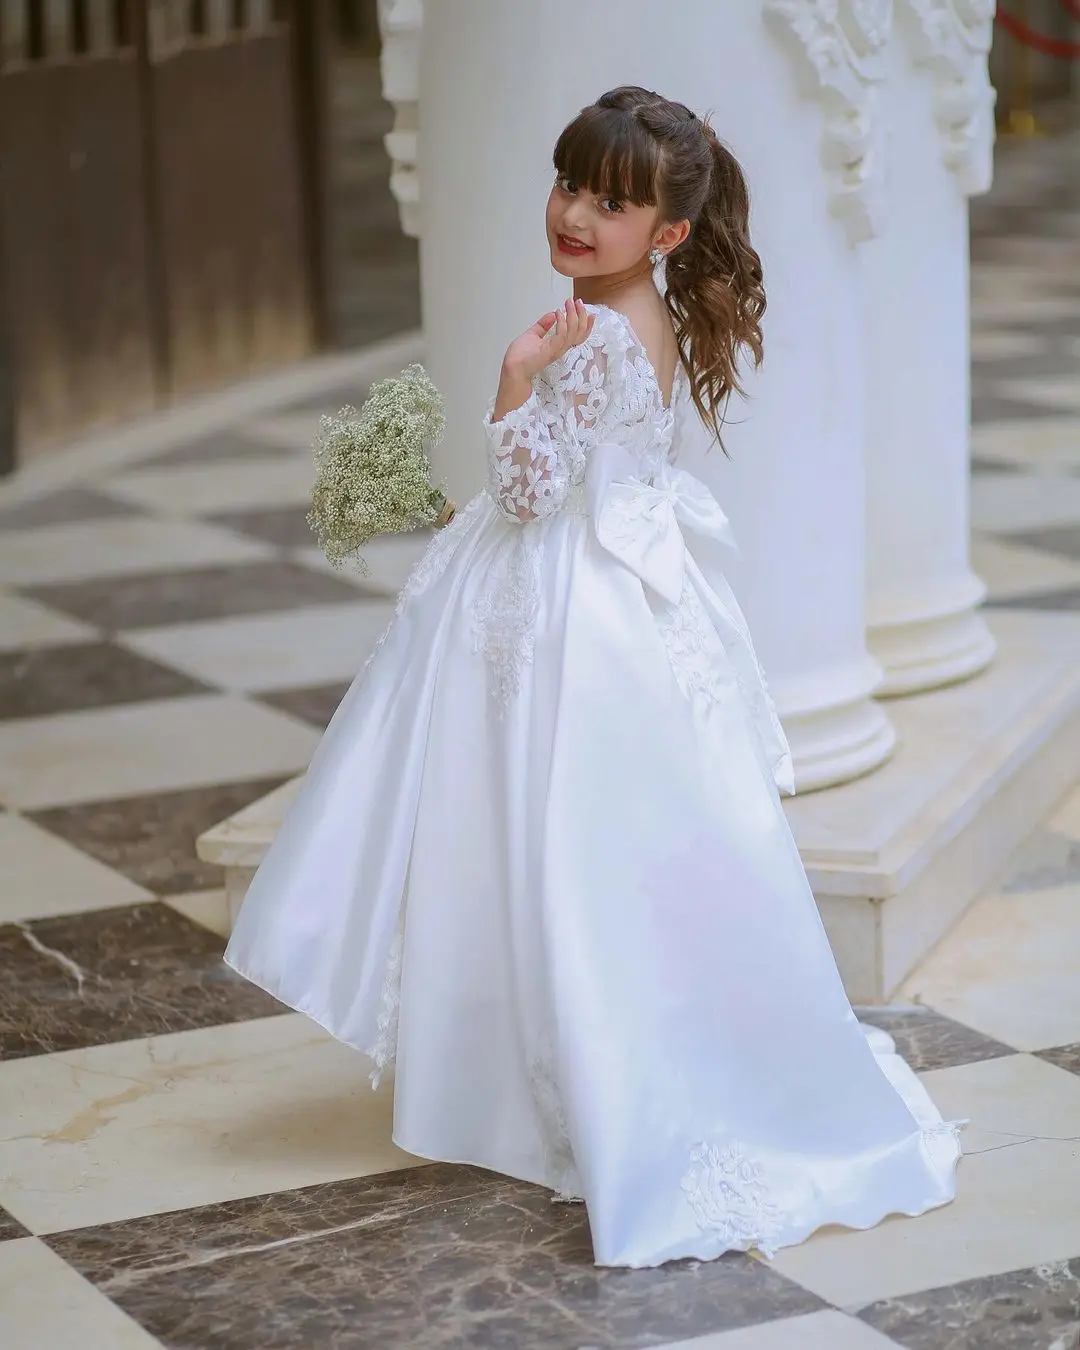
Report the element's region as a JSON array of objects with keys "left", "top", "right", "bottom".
[{"left": 483, "top": 305, "right": 683, "bottom": 522}]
